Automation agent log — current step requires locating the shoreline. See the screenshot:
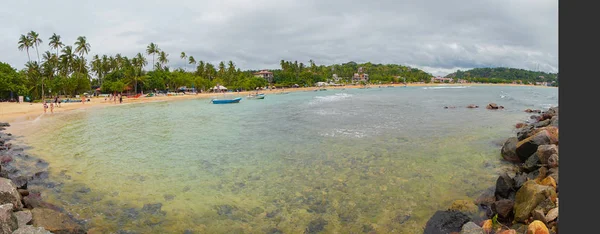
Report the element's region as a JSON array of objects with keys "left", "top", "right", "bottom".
[
  {"left": 0, "top": 83, "right": 554, "bottom": 124},
  {"left": 425, "top": 106, "right": 559, "bottom": 233}
]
